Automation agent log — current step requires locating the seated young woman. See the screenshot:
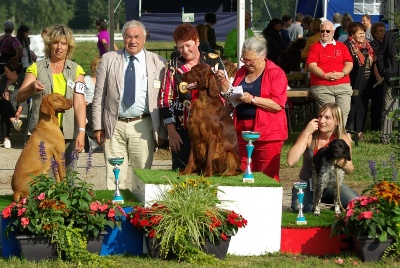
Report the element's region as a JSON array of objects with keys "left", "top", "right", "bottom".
[{"left": 287, "top": 103, "right": 358, "bottom": 212}]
